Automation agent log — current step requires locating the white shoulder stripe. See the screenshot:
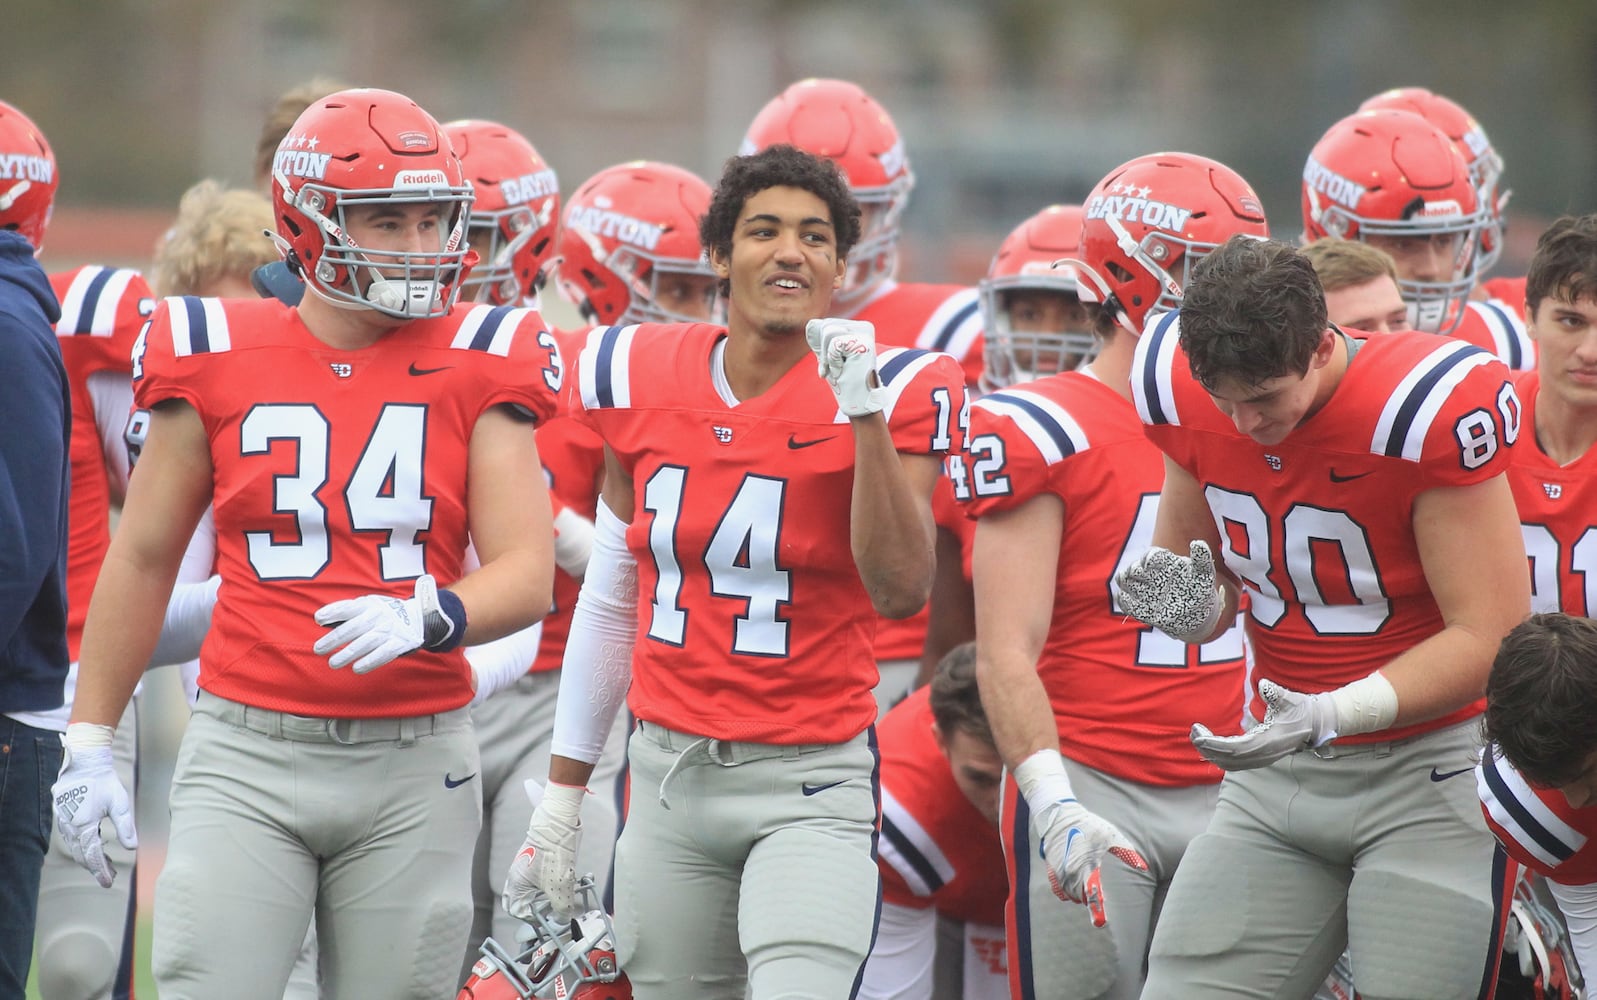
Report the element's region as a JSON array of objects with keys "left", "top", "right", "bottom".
[
  {"left": 1465, "top": 300, "right": 1536, "bottom": 371},
  {"left": 578, "top": 324, "right": 639, "bottom": 411},
  {"left": 1477, "top": 753, "right": 1586, "bottom": 871},
  {"left": 202, "top": 298, "right": 231, "bottom": 352},
  {"left": 879, "top": 787, "right": 955, "bottom": 897},
  {"left": 450, "top": 304, "right": 530, "bottom": 356},
  {"left": 58, "top": 265, "right": 139, "bottom": 337},
  {"left": 56, "top": 265, "right": 104, "bottom": 334},
  {"left": 916, "top": 287, "right": 982, "bottom": 360},
  {"left": 1131, "top": 311, "right": 1182, "bottom": 427},
  {"left": 974, "top": 388, "right": 1090, "bottom": 465},
  {"left": 166, "top": 296, "right": 231, "bottom": 356},
  {"left": 1370, "top": 340, "right": 1494, "bottom": 461},
  {"left": 878, "top": 347, "right": 943, "bottom": 424}
]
